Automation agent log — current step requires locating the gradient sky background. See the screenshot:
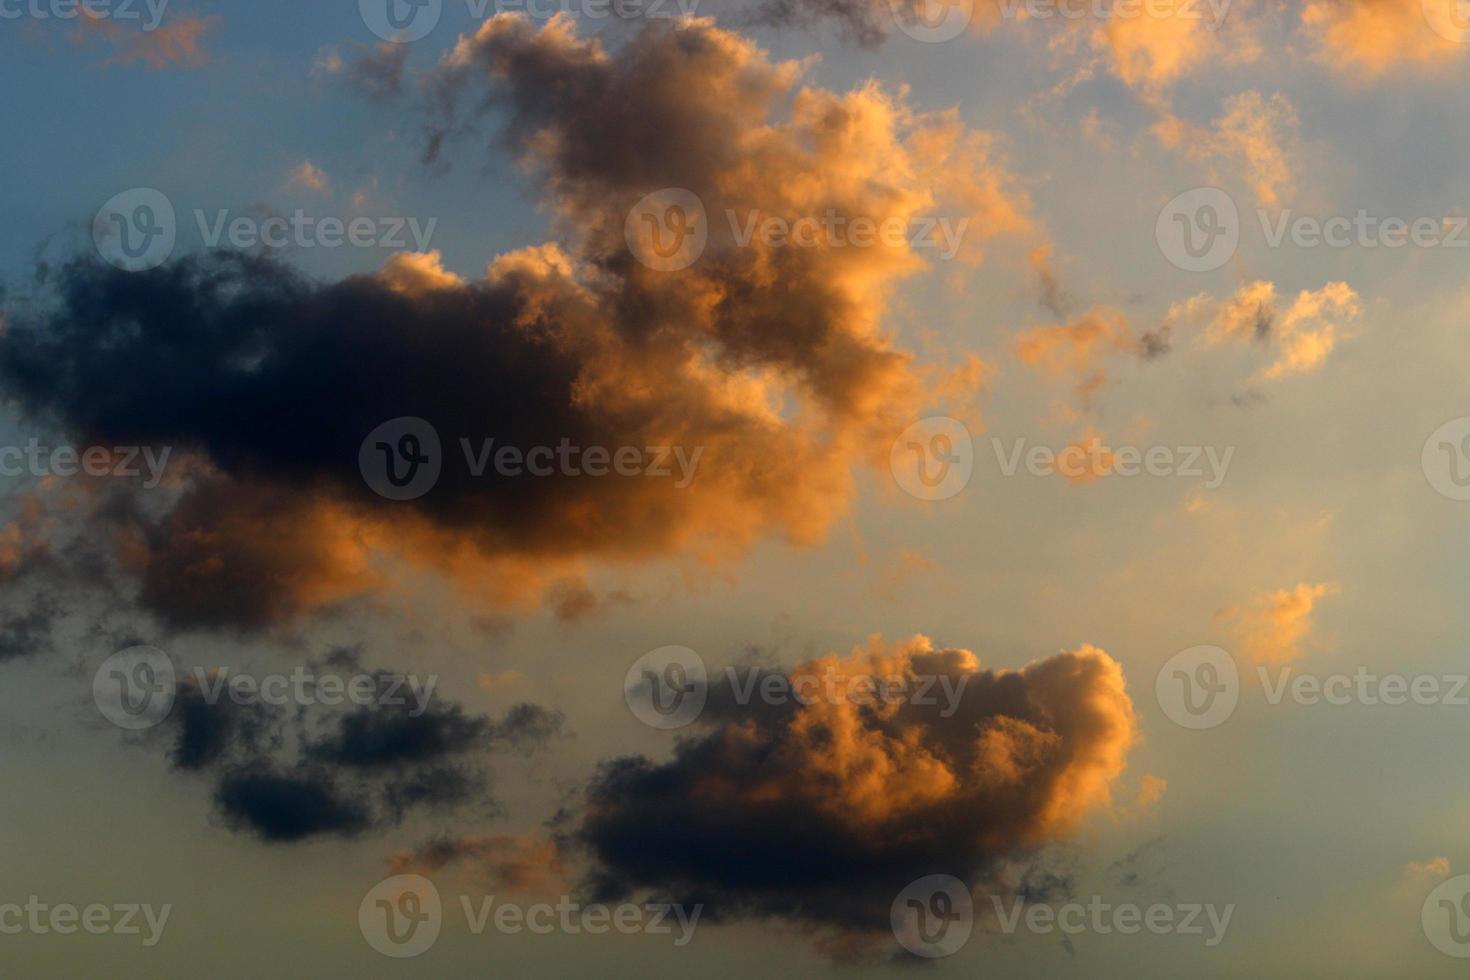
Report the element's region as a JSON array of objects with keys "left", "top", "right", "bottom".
[{"left": 4, "top": 0, "right": 1470, "bottom": 976}]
